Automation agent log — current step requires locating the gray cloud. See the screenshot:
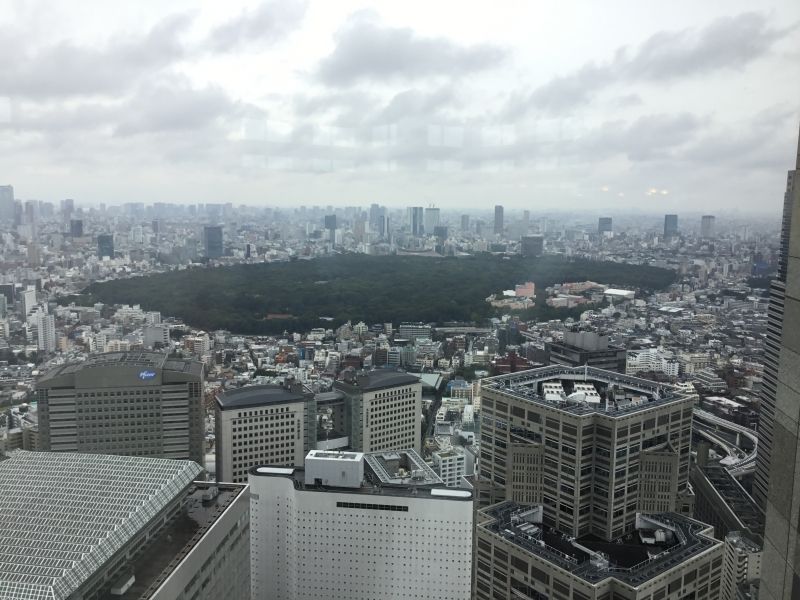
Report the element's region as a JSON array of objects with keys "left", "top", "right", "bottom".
[
  {"left": 114, "top": 77, "right": 235, "bottom": 136},
  {"left": 513, "top": 11, "right": 792, "bottom": 115},
  {"left": 208, "top": 0, "right": 308, "bottom": 52},
  {"left": 0, "top": 14, "right": 191, "bottom": 99},
  {"left": 316, "top": 12, "right": 507, "bottom": 86}
]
